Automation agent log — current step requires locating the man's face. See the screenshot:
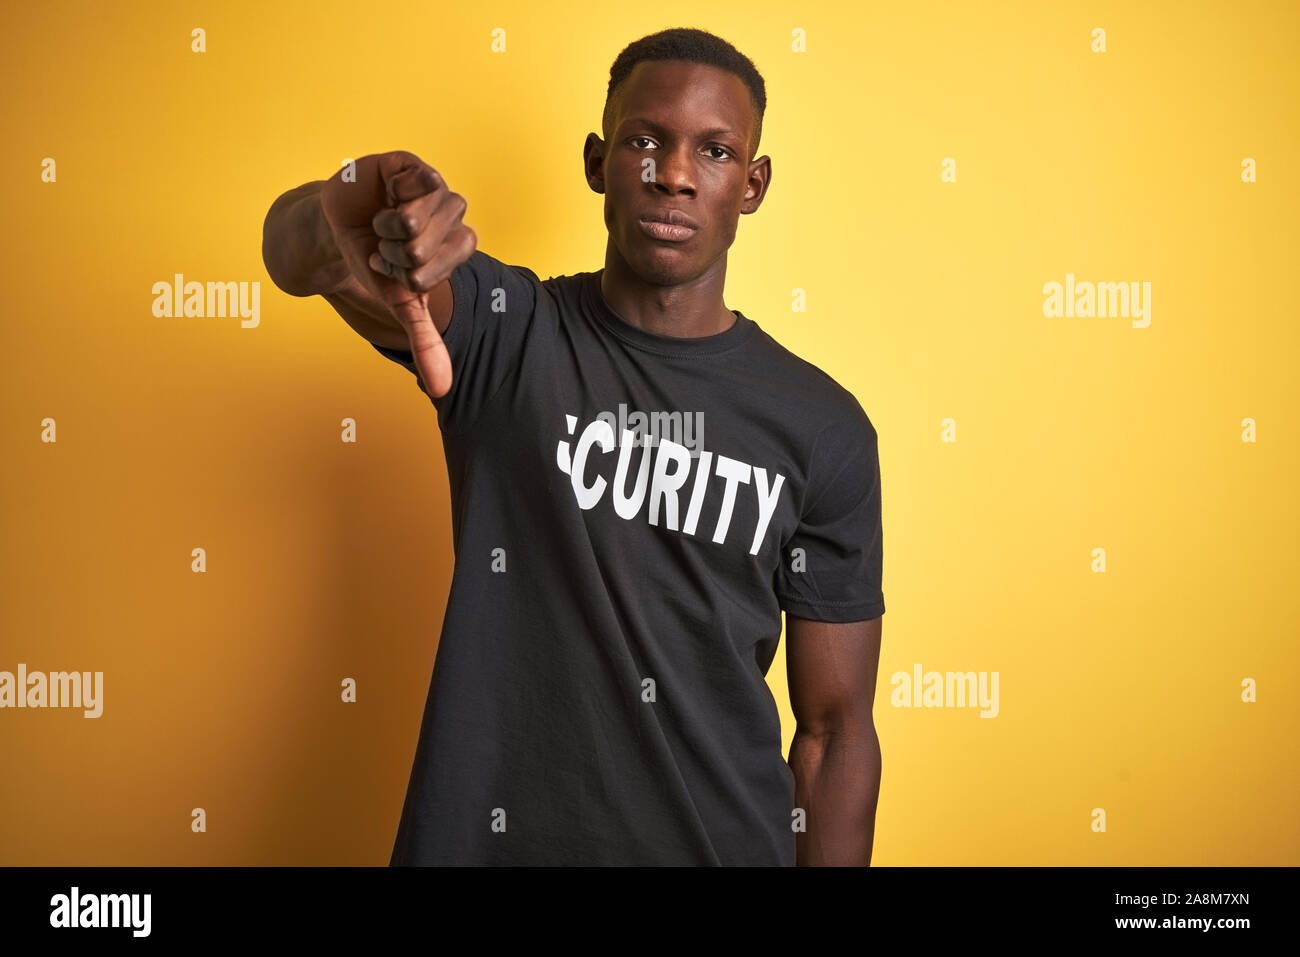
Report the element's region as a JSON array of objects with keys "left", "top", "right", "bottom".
[{"left": 587, "top": 59, "right": 770, "bottom": 286}]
